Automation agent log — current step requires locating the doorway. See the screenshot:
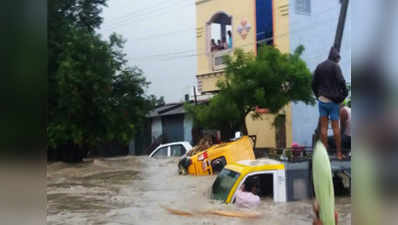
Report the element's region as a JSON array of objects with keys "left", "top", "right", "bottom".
[{"left": 275, "top": 115, "right": 287, "bottom": 148}]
